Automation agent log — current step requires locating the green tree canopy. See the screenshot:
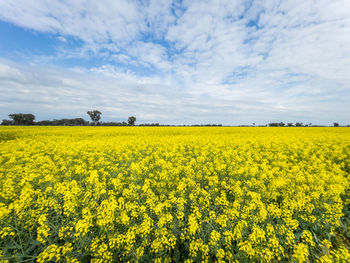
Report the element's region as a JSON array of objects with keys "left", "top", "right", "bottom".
[{"left": 87, "top": 110, "right": 102, "bottom": 125}]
